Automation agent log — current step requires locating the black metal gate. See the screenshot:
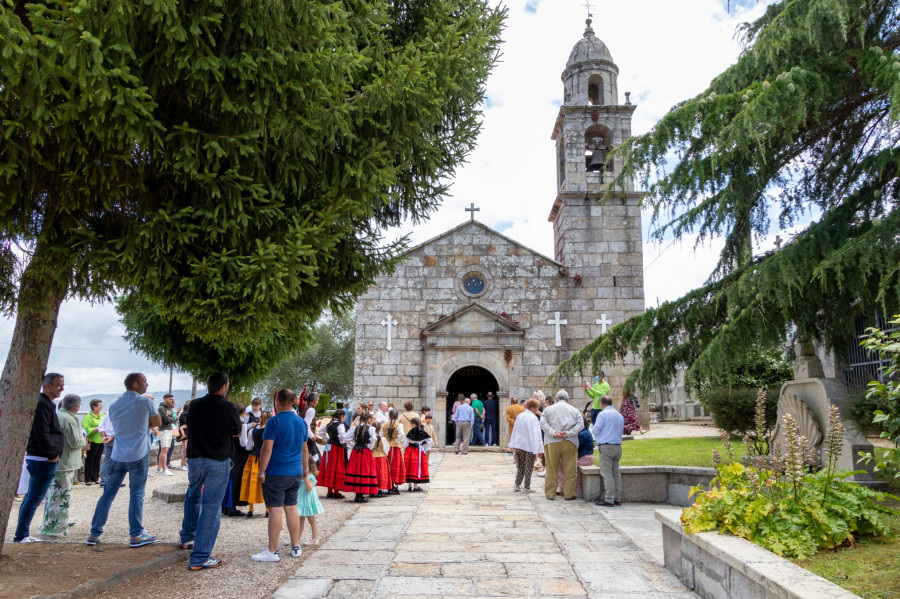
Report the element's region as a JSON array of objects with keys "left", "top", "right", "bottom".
[{"left": 844, "top": 311, "right": 898, "bottom": 390}]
